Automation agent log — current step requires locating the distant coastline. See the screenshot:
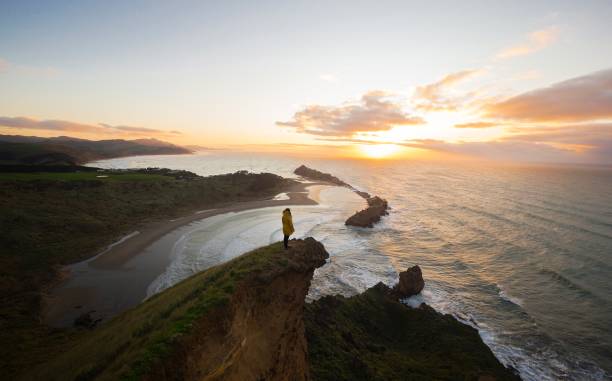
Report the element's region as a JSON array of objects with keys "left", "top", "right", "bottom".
[{"left": 0, "top": 134, "right": 192, "bottom": 166}]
